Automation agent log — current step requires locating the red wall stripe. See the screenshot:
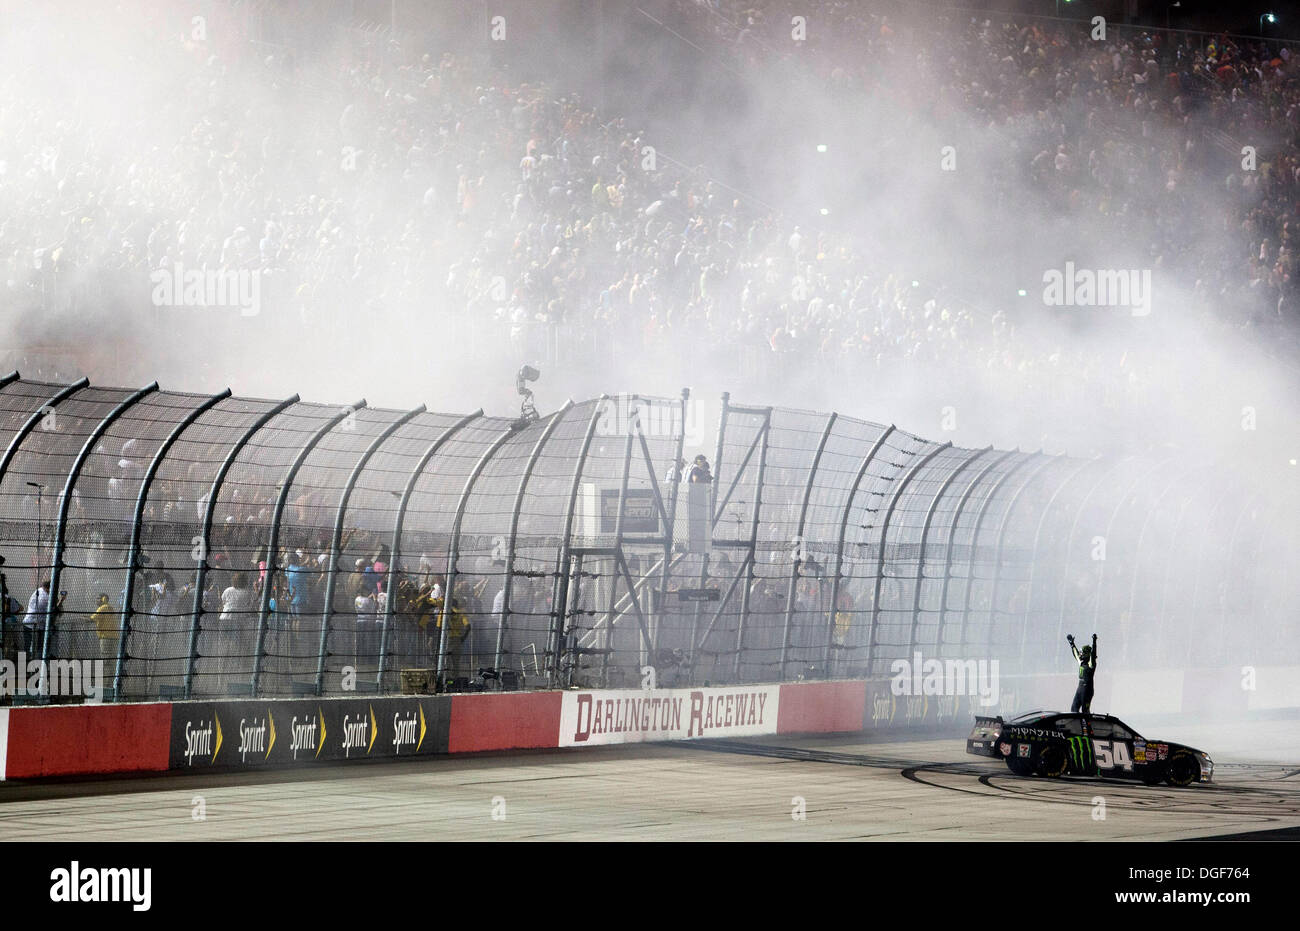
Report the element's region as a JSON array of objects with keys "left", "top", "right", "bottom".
[
  {"left": 3, "top": 703, "right": 172, "bottom": 779},
  {"left": 448, "top": 692, "right": 564, "bottom": 752},
  {"left": 777, "top": 680, "right": 866, "bottom": 735}
]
